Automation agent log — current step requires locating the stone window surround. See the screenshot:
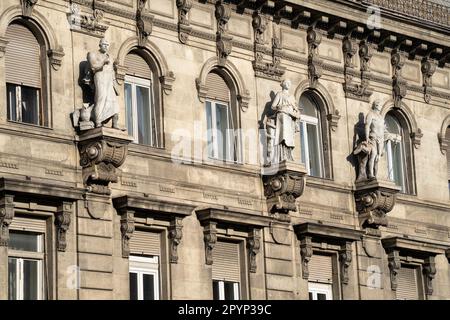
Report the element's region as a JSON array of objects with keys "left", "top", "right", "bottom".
[
  {"left": 293, "top": 222, "right": 364, "bottom": 299},
  {"left": 381, "top": 236, "right": 449, "bottom": 297},
  {"left": 0, "top": 177, "right": 82, "bottom": 300},
  {"left": 195, "top": 207, "right": 272, "bottom": 299}
]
